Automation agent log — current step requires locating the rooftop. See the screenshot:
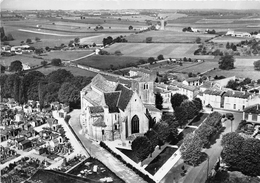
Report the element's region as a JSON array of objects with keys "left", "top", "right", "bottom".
[
  {"left": 204, "top": 89, "right": 224, "bottom": 96},
  {"left": 171, "top": 81, "right": 197, "bottom": 91},
  {"left": 104, "top": 92, "right": 120, "bottom": 113},
  {"left": 244, "top": 104, "right": 260, "bottom": 114},
  {"left": 89, "top": 106, "right": 104, "bottom": 114},
  {"left": 115, "top": 84, "right": 134, "bottom": 111},
  {"left": 224, "top": 90, "right": 251, "bottom": 99}
]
